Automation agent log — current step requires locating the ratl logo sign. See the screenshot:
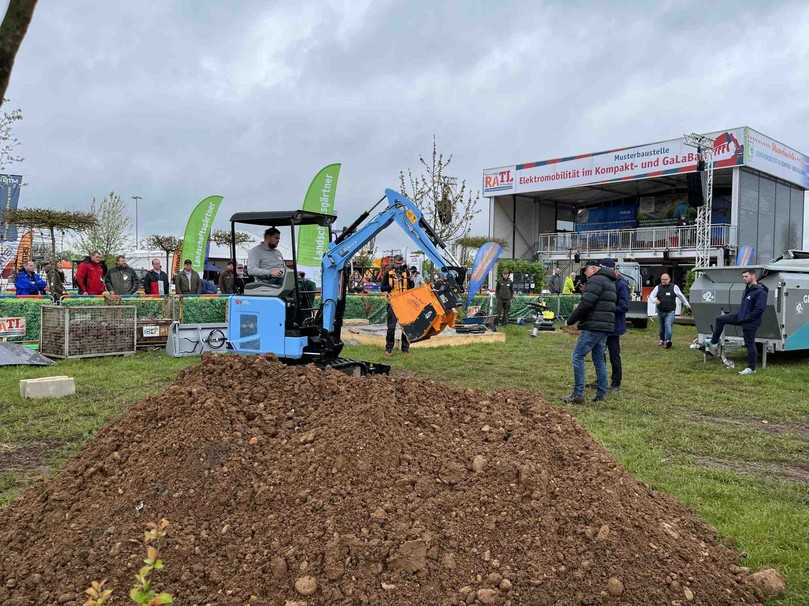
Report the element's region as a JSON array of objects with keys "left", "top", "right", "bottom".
[
  {"left": 702, "top": 291, "right": 715, "bottom": 303},
  {"left": 711, "top": 132, "right": 744, "bottom": 169},
  {"left": 483, "top": 167, "right": 515, "bottom": 194}
]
